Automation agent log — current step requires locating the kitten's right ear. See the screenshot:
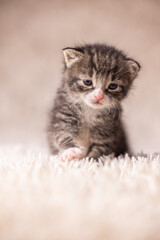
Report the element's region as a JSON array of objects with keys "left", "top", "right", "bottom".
[{"left": 62, "top": 48, "right": 84, "bottom": 68}]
